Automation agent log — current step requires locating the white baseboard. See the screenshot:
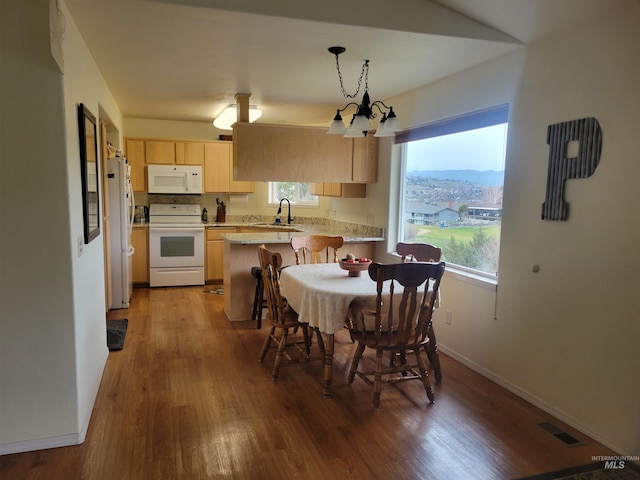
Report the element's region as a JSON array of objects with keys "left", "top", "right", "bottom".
[
  {"left": 0, "top": 433, "right": 83, "bottom": 456},
  {"left": 0, "top": 346, "right": 109, "bottom": 456},
  {"left": 437, "top": 344, "right": 628, "bottom": 456}
]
